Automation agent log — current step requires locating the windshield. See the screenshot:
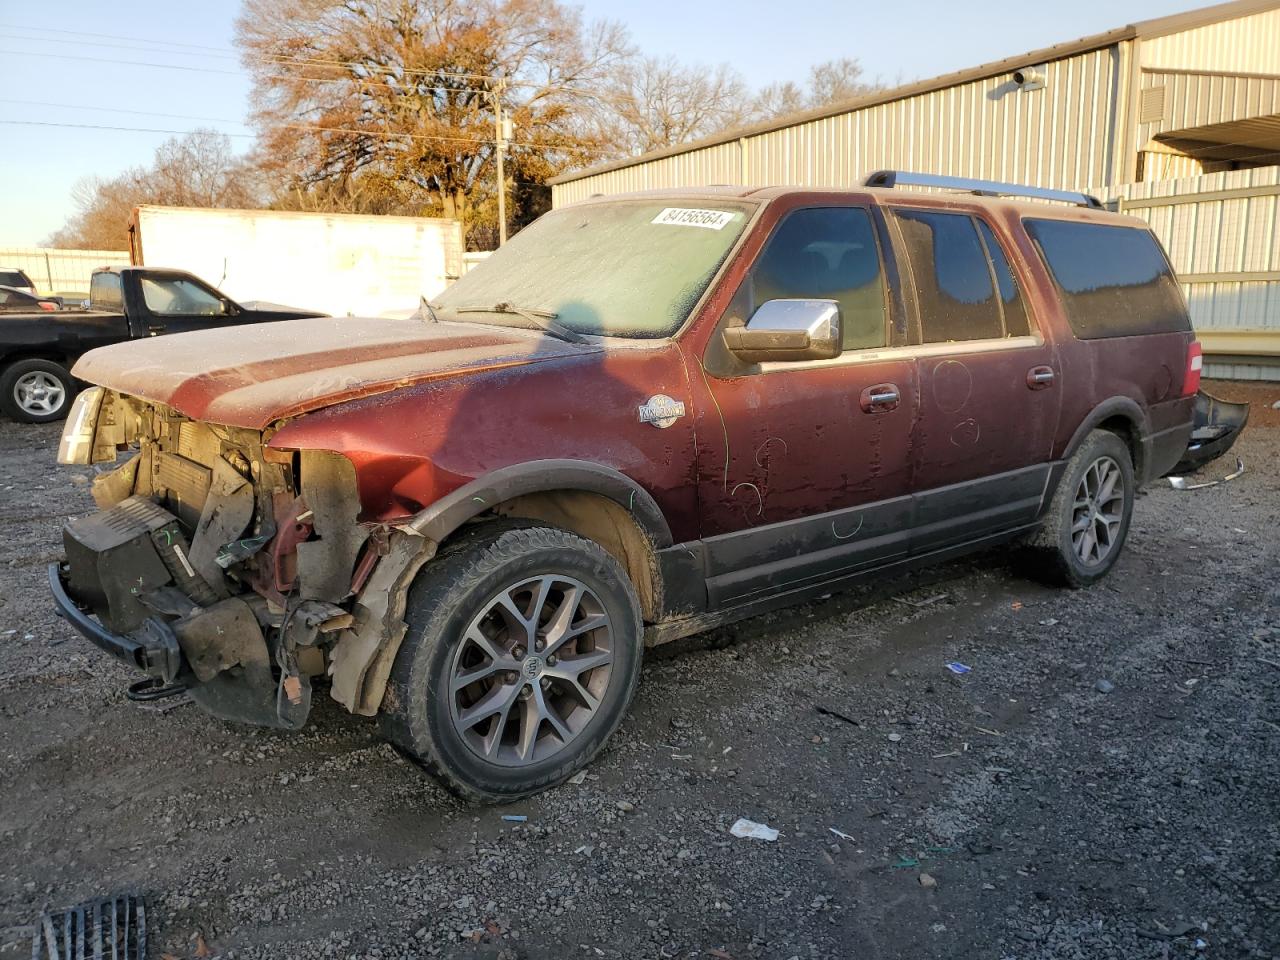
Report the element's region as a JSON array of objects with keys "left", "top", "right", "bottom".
[{"left": 434, "top": 199, "right": 754, "bottom": 338}]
